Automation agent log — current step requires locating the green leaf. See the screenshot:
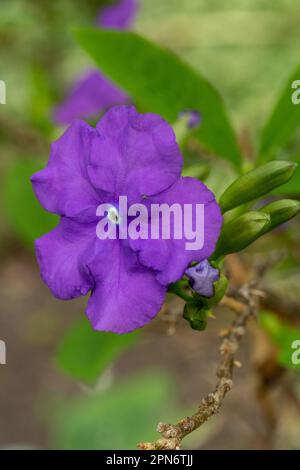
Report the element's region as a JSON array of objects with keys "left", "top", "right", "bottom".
[
  {"left": 259, "top": 65, "right": 300, "bottom": 159},
  {"left": 27, "top": 64, "right": 55, "bottom": 136},
  {"left": 204, "top": 158, "right": 238, "bottom": 199},
  {"left": 52, "top": 372, "right": 183, "bottom": 450},
  {"left": 56, "top": 316, "right": 139, "bottom": 384},
  {"left": 219, "top": 161, "right": 297, "bottom": 213},
  {"left": 260, "top": 311, "right": 300, "bottom": 370},
  {"left": 74, "top": 28, "right": 242, "bottom": 168},
  {"left": 2, "top": 158, "right": 58, "bottom": 247}
]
